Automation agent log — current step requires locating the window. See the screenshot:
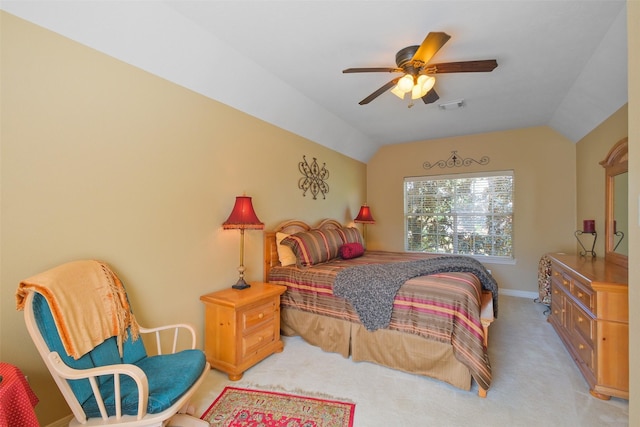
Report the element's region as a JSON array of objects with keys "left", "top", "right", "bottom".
[{"left": 404, "top": 171, "right": 514, "bottom": 261}]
